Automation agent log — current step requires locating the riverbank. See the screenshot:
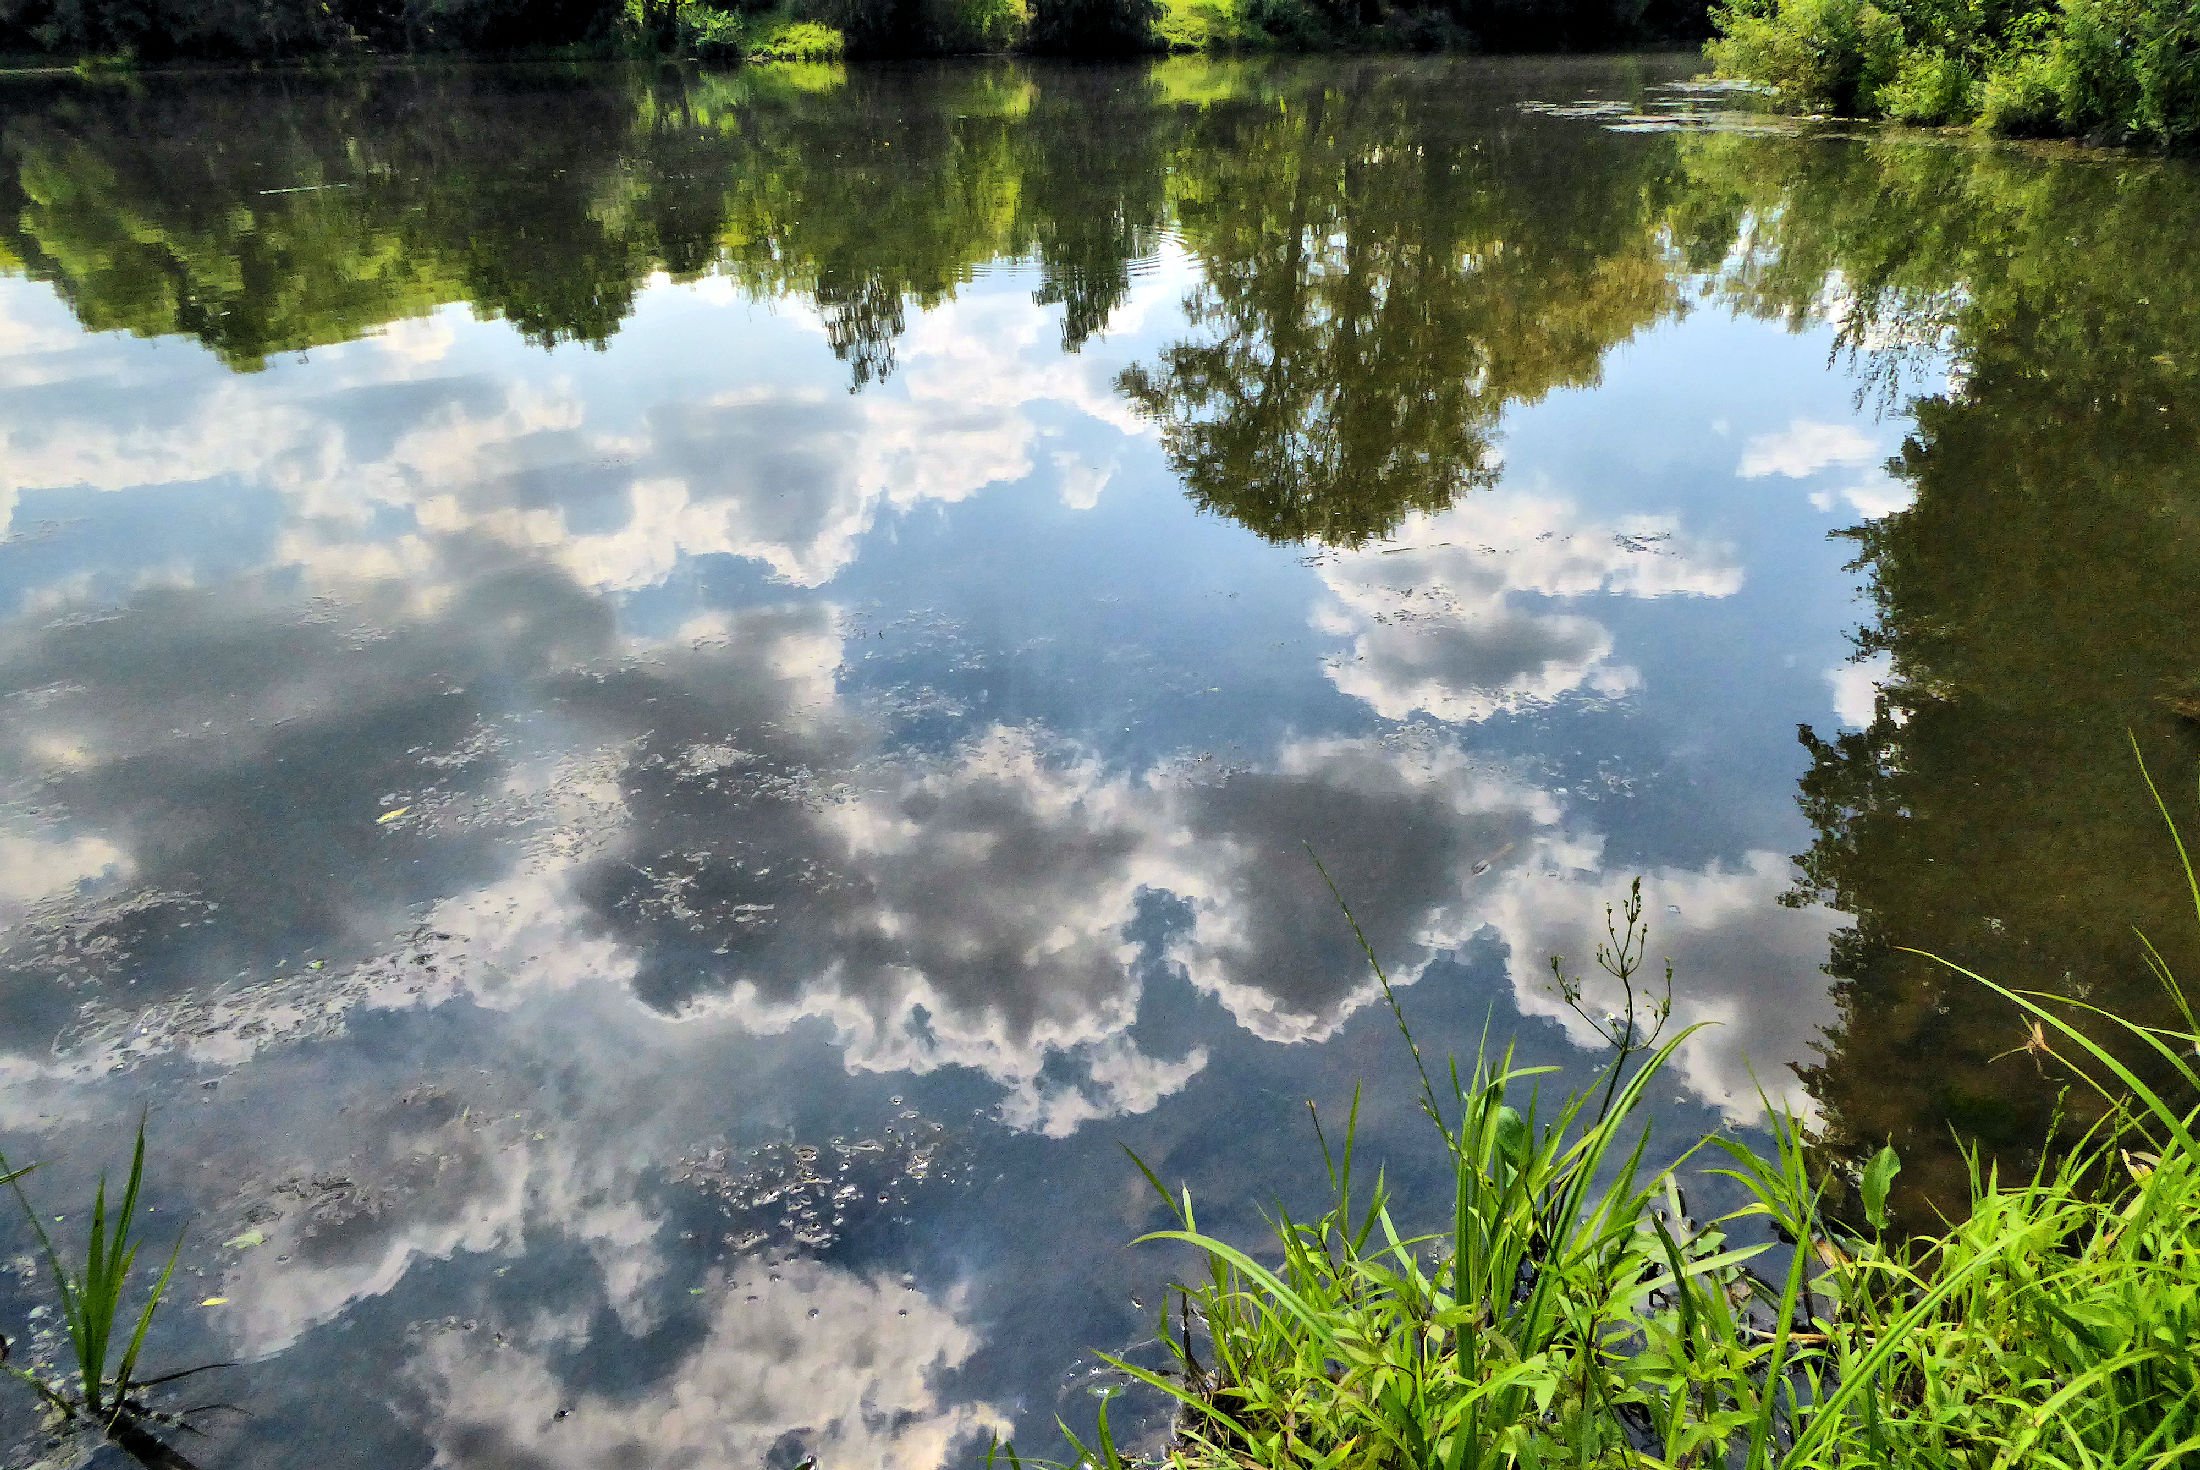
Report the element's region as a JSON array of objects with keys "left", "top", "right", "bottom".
[
  {"left": 1062, "top": 930, "right": 2200, "bottom": 1468},
  {"left": 1708, "top": 0, "right": 2200, "bottom": 148},
  {"left": 0, "top": 0, "right": 1710, "bottom": 67},
  {"left": 1045, "top": 778, "right": 2200, "bottom": 1469}
]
